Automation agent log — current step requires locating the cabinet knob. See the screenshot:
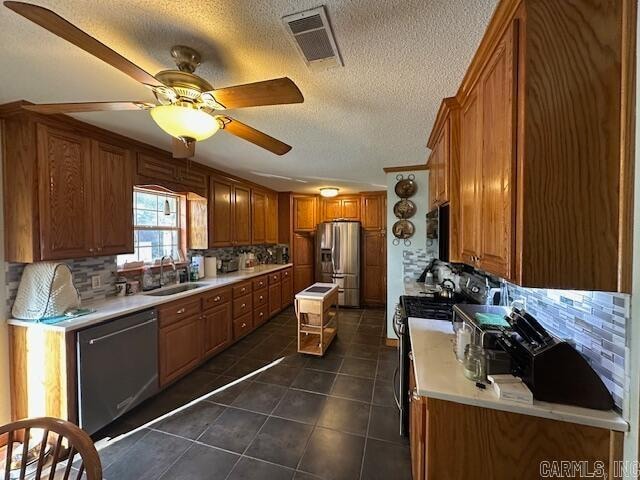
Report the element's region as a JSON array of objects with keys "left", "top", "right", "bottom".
[
  {"left": 176, "top": 308, "right": 186, "bottom": 314},
  {"left": 89, "top": 248, "right": 94, "bottom": 253},
  {"left": 214, "top": 296, "right": 221, "bottom": 302},
  {"left": 259, "top": 312, "right": 263, "bottom": 317},
  {"left": 241, "top": 323, "right": 247, "bottom": 328},
  {"left": 97, "top": 247, "right": 102, "bottom": 252},
  {"left": 259, "top": 295, "right": 264, "bottom": 301},
  {"left": 412, "top": 388, "right": 421, "bottom": 401},
  {"left": 241, "top": 303, "right": 246, "bottom": 308},
  {"left": 241, "top": 287, "right": 246, "bottom": 293}
]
